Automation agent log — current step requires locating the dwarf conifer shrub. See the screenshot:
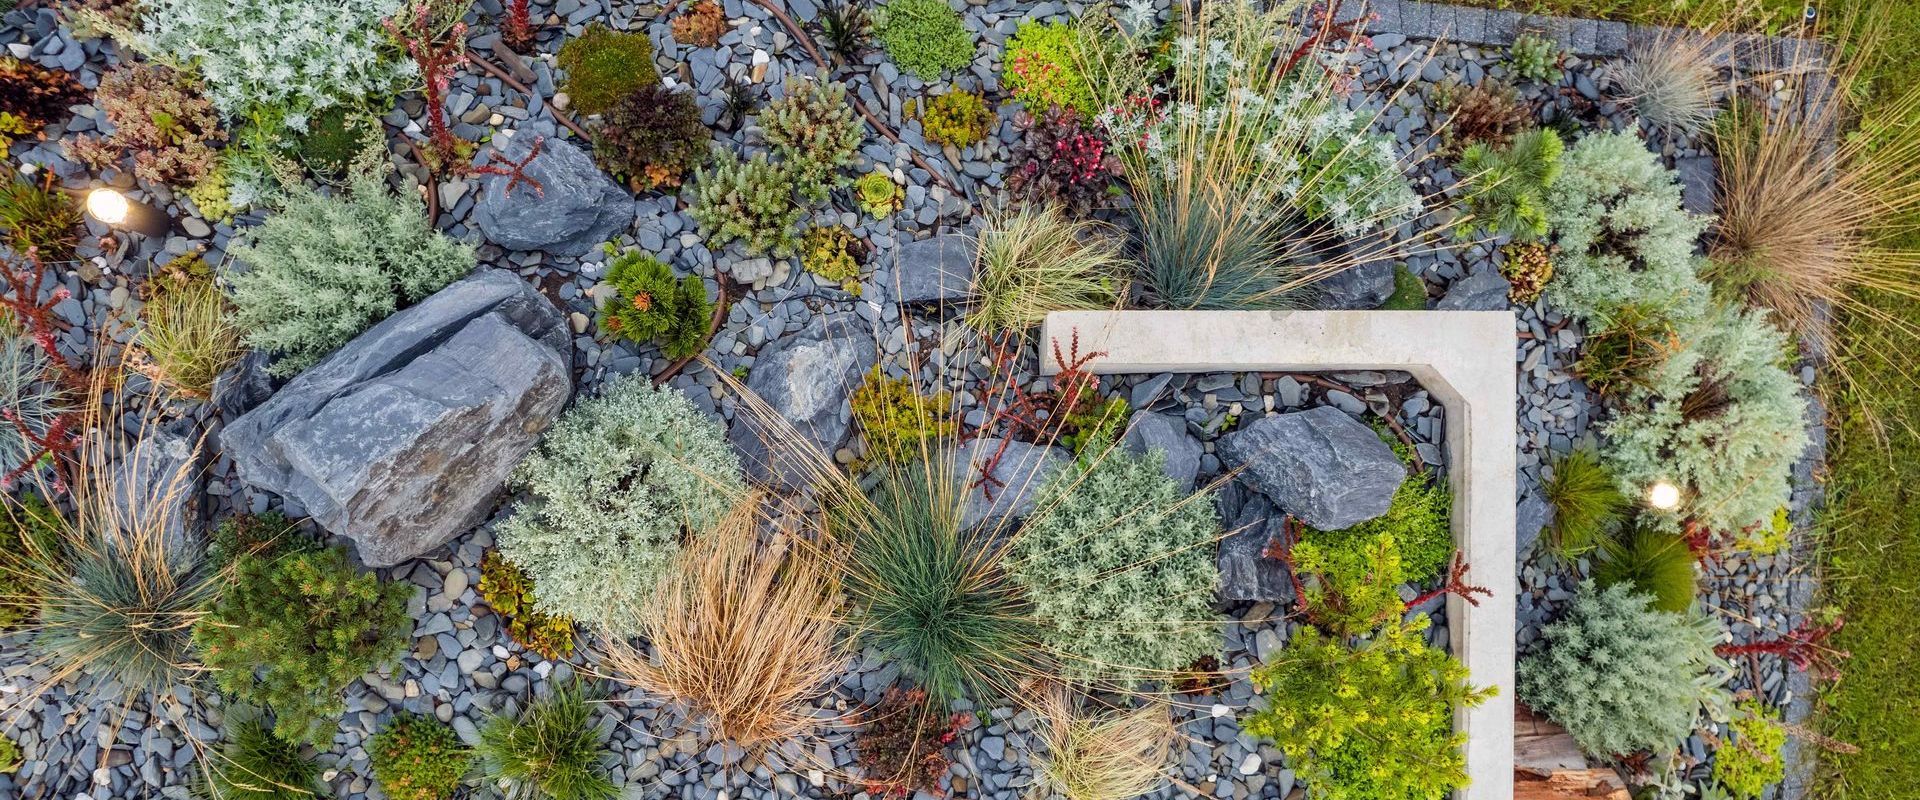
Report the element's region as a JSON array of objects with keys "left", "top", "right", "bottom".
[
  {"left": 598, "top": 249, "right": 714, "bottom": 360},
  {"left": 557, "top": 23, "right": 660, "bottom": 115},
  {"left": 1519, "top": 580, "right": 1729, "bottom": 756},
  {"left": 1245, "top": 615, "right": 1491, "bottom": 800},
  {"left": 1011, "top": 444, "right": 1219, "bottom": 685},
  {"left": 1543, "top": 131, "right": 1710, "bottom": 326},
  {"left": 195, "top": 530, "right": 412, "bottom": 745},
  {"left": 1456, "top": 128, "right": 1563, "bottom": 242},
  {"left": 1601, "top": 304, "right": 1807, "bottom": 540},
  {"left": 496, "top": 375, "right": 743, "bottom": 635},
  {"left": 874, "top": 0, "right": 974, "bottom": 78},
  {"left": 227, "top": 153, "right": 474, "bottom": 377}
]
